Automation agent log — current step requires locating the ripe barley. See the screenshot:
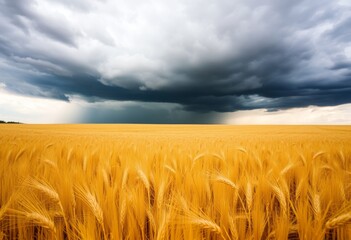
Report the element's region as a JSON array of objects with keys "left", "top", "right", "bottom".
[
  {"left": 157, "top": 182, "right": 165, "bottom": 210},
  {"left": 75, "top": 186, "right": 104, "bottom": 226},
  {"left": 214, "top": 175, "right": 238, "bottom": 190},
  {"left": 24, "top": 178, "right": 60, "bottom": 203},
  {"left": 136, "top": 167, "right": 150, "bottom": 193},
  {"left": 25, "top": 212, "right": 55, "bottom": 232},
  {"left": 326, "top": 213, "right": 351, "bottom": 229},
  {"left": 1, "top": 125, "right": 350, "bottom": 240},
  {"left": 246, "top": 182, "right": 253, "bottom": 212}
]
